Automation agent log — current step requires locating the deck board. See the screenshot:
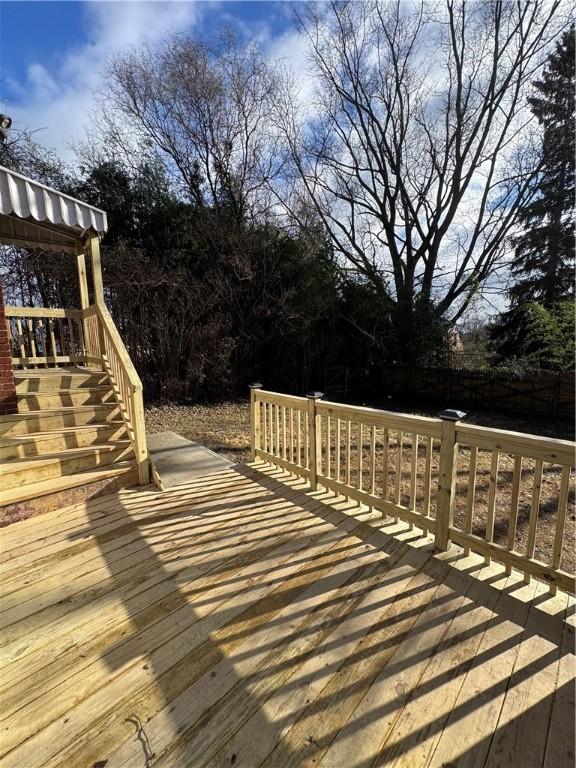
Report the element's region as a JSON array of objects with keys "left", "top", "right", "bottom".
[{"left": 0, "top": 462, "right": 572, "bottom": 768}]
